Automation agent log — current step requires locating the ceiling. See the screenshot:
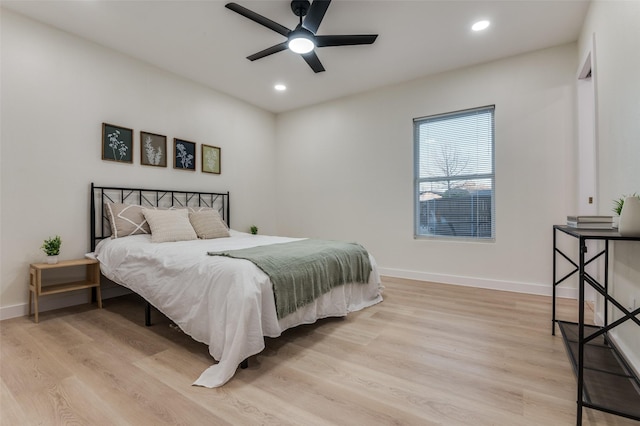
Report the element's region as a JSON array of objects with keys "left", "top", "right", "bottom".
[{"left": 1, "top": 0, "right": 590, "bottom": 113}]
